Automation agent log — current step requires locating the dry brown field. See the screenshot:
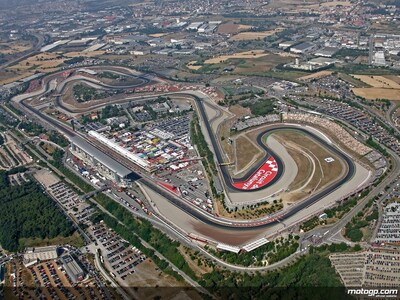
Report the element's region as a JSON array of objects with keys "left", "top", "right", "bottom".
[
  {"left": 352, "top": 75, "right": 400, "bottom": 89},
  {"left": 235, "top": 135, "right": 262, "bottom": 171},
  {"left": 299, "top": 70, "right": 333, "bottom": 80},
  {"left": 0, "top": 41, "right": 32, "bottom": 55},
  {"left": 204, "top": 50, "right": 268, "bottom": 64},
  {"left": 228, "top": 29, "right": 283, "bottom": 41},
  {"left": 64, "top": 50, "right": 105, "bottom": 57},
  {"left": 352, "top": 88, "right": 400, "bottom": 100},
  {"left": 217, "top": 22, "right": 253, "bottom": 34},
  {"left": 186, "top": 61, "right": 202, "bottom": 70}
]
